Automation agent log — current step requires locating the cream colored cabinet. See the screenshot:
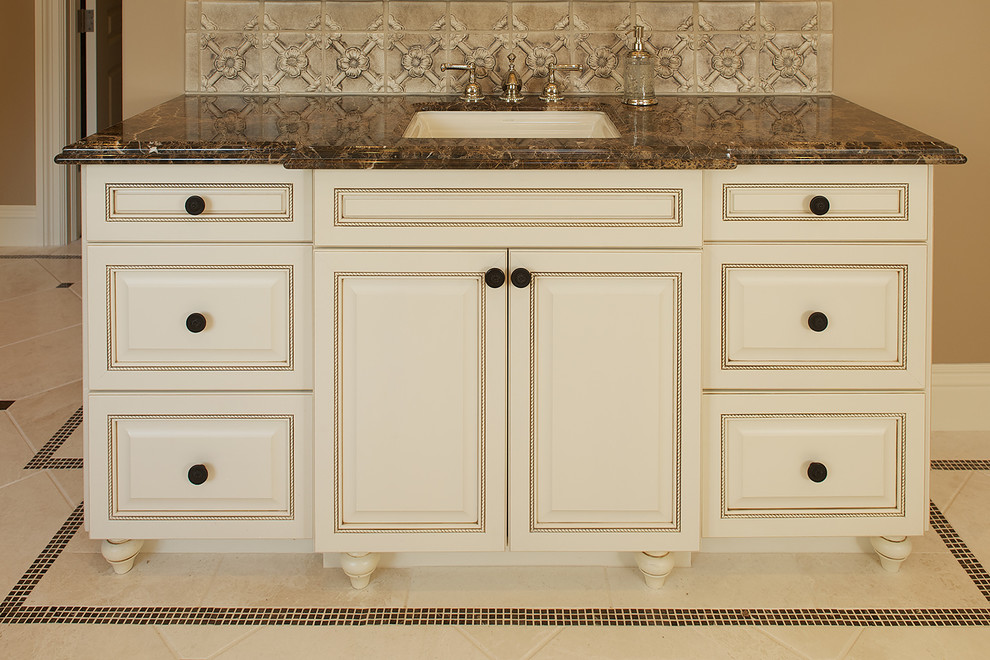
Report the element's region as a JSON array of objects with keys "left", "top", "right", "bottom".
[
  {"left": 314, "top": 248, "right": 701, "bottom": 582},
  {"left": 81, "top": 162, "right": 932, "bottom": 587}
]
